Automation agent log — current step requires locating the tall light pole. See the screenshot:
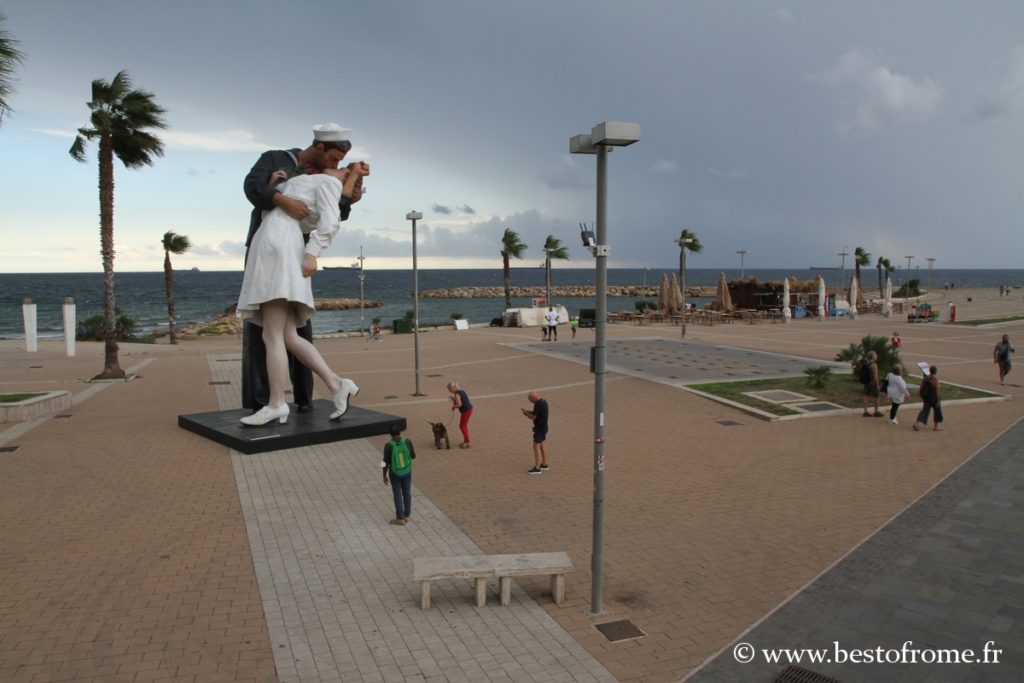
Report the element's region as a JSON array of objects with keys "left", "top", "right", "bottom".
[
  {"left": 543, "top": 247, "right": 554, "bottom": 308},
  {"left": 406, "top": 212, "right": 424, "bottom": 396},
  {"left": 904, "top": 255, "right": 914, "bottom": 272},
  {"left": 838, "top": 245, "right": 849, "bottom": 291},
  {"left": 926, "top": 257, "right": 935, "bottom": 289},
  {"left": 356, "top": 245, "right": 366, "bottom": 325},
  {"left": 675, "top": 236, "right": 694, "bottom": 339},
  {"left": 736, "top": 250, "right": 748, "bottom": 279},
  {"left": 570, "top": 120, "right": 641, "bottom": 615}
]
